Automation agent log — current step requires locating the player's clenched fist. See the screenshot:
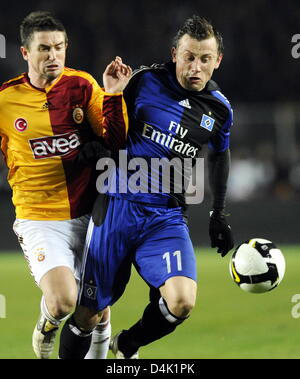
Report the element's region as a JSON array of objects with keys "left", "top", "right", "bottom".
[{"left": 103, "top": 56, "right": 132, "bottom": 93}]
